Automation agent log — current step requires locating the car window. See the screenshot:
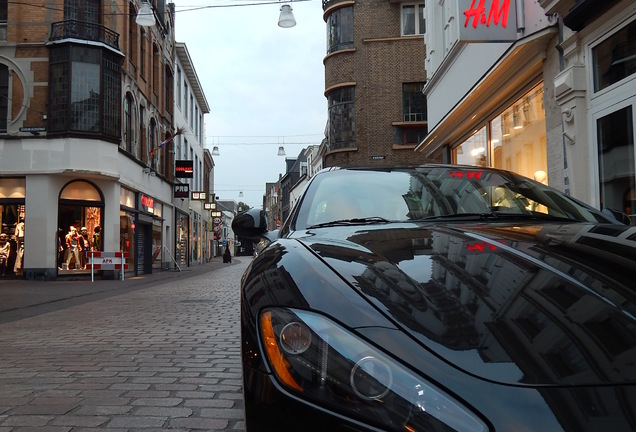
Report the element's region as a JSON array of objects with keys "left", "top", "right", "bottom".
[{"left": 294, "top": 167, "right": 614, "bottom": 230}]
